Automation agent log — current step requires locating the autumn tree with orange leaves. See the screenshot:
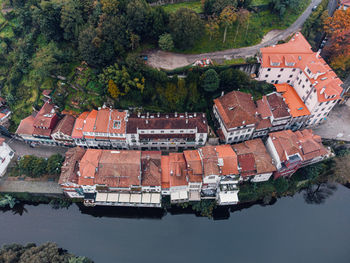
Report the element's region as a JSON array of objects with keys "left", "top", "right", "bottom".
[{"left": 323, "top": 9, "right": 350, "bottom": 73}]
